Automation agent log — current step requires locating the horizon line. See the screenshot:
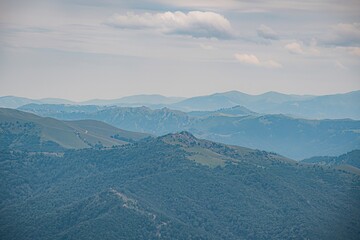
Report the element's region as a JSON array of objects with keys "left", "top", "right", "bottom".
[{"left": 0, "top": 89, "right": 359, "bottom": 103}]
